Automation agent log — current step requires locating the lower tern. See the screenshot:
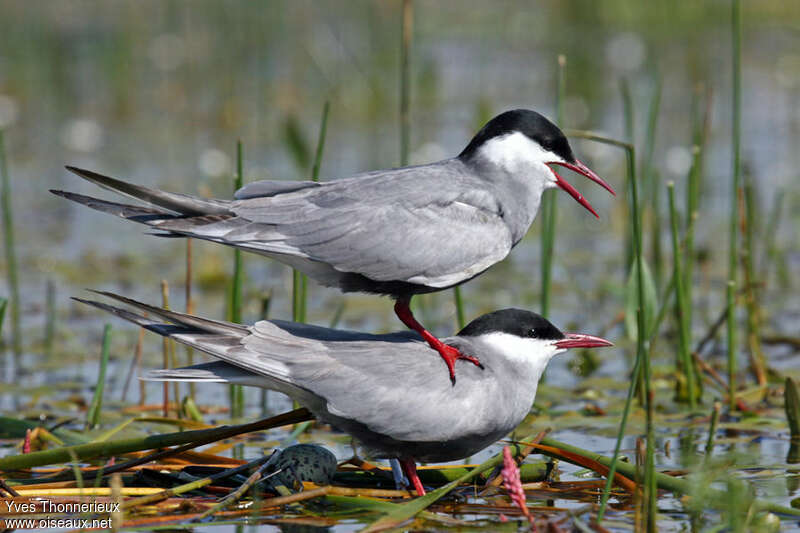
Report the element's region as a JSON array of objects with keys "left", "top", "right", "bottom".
[
  {"left": 54, "top": 109, "right": 614, "bottom": 383},
  {"left": 78, "top": 291, "right": 613, "bottom": 496}
]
